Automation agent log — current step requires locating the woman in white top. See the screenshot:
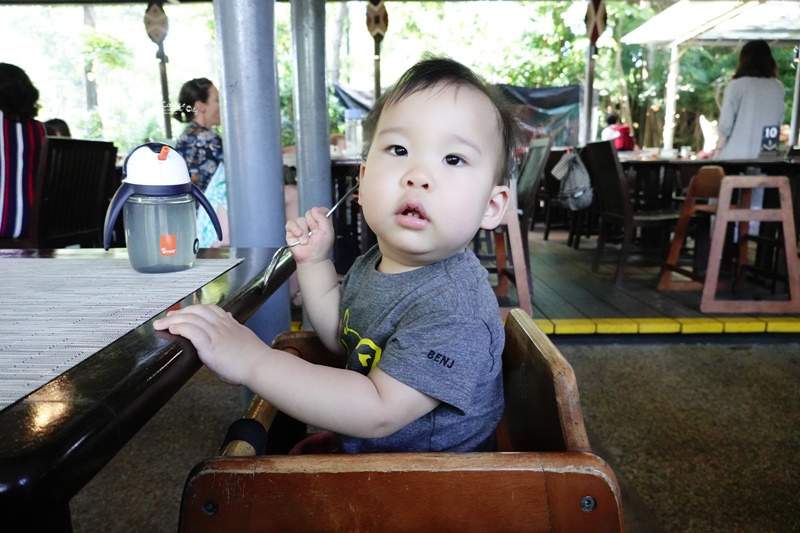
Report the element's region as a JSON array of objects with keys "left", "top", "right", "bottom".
[{"left": 713, "top": 40, "right": 785, "bottom": 160}]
